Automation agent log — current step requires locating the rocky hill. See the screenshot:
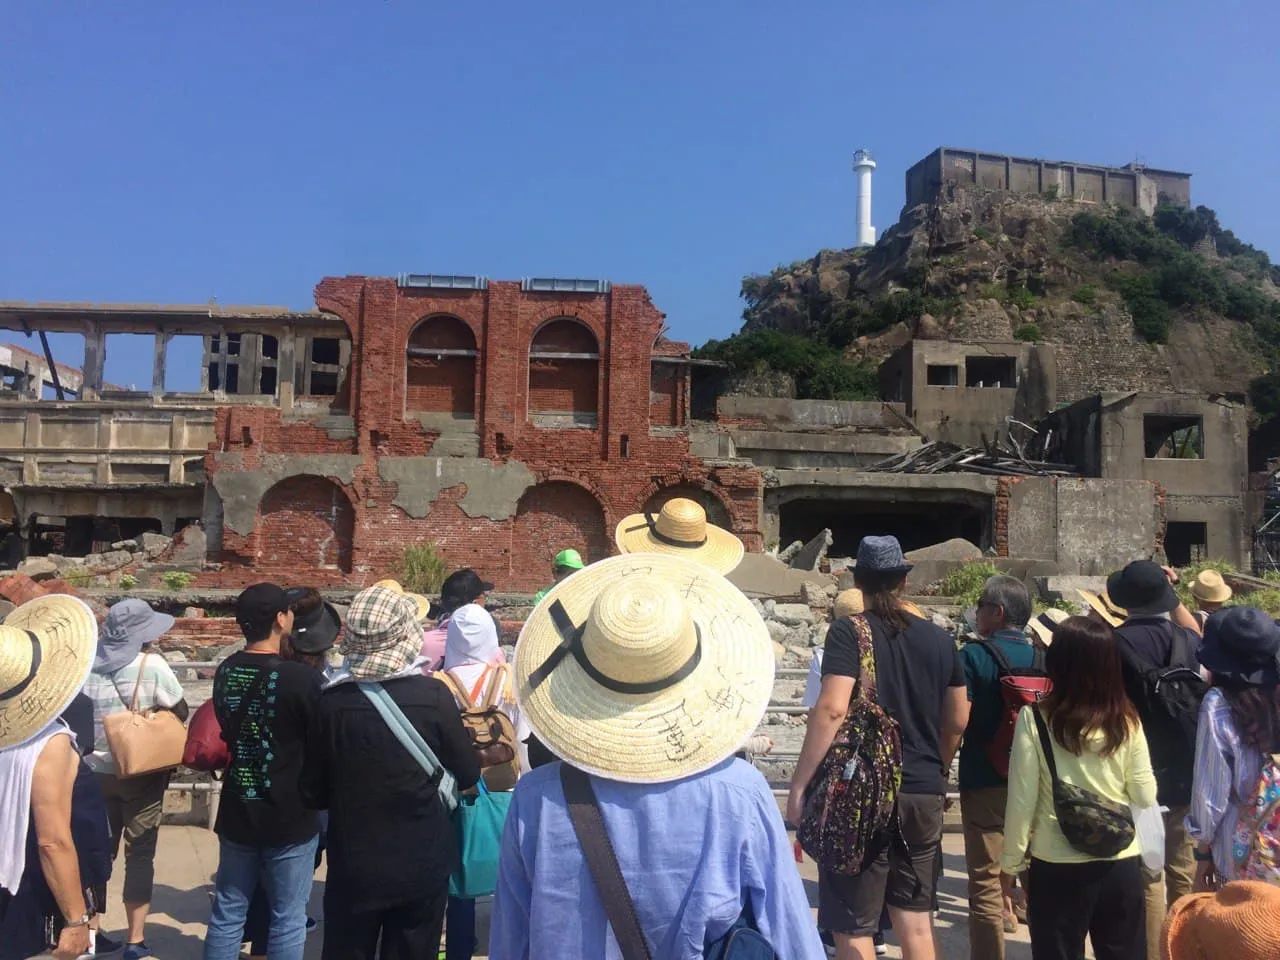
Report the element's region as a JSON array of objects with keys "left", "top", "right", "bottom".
[{"left": 707, "top": 184, "right": 1280, "bottom": 407}]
